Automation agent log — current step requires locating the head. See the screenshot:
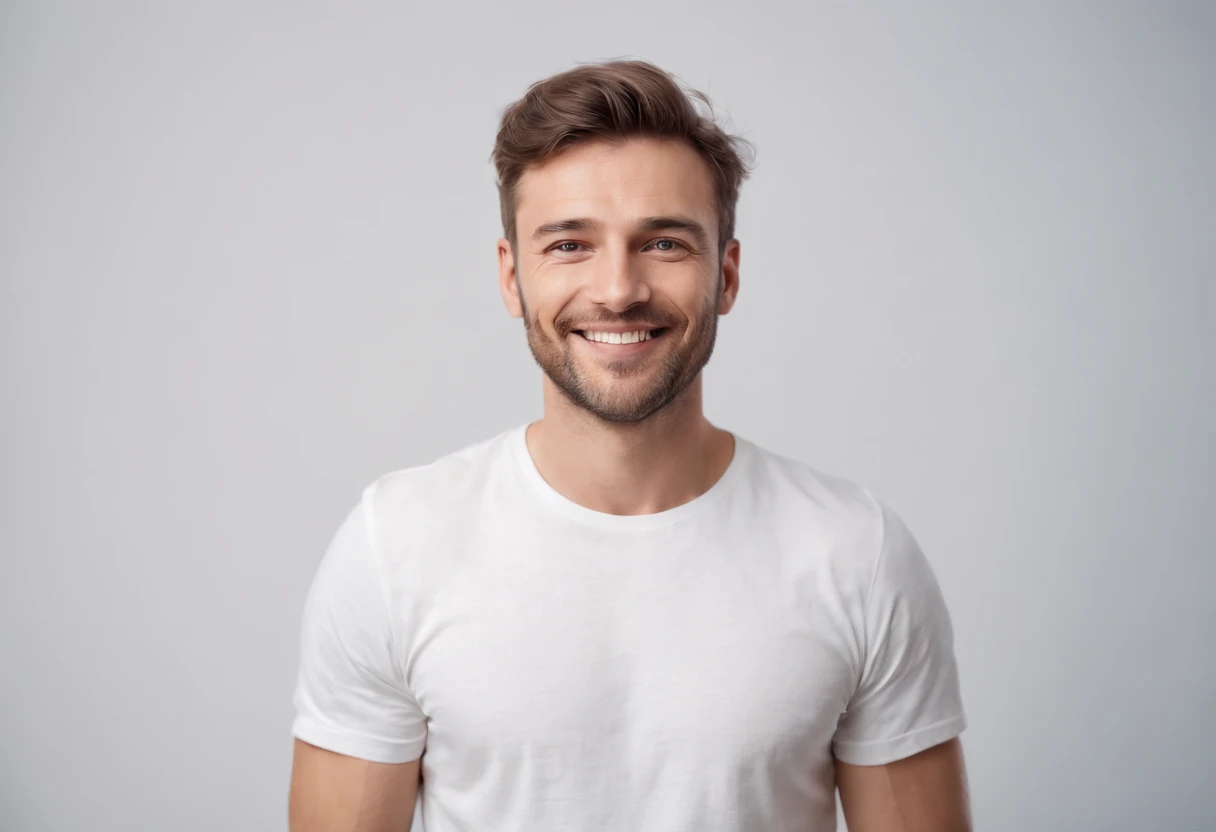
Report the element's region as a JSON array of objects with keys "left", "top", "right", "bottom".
[{"left": 492, "top": 59, "right": 754, "bottom": 424}]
